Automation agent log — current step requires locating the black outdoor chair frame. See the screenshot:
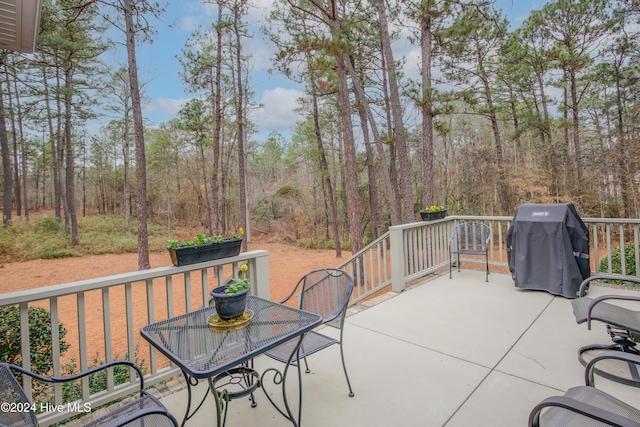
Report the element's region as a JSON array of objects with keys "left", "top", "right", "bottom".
[
  {"left": 265, "top": 267, "right": 355, "bottom": 397},
  {"left": 572, "top": 274, "right": 640, "bottom": 385},
  {"left": 0, "top": 360, "right": 178, "bottom": 427},
  {"left": 448, "top": 222, "right": 491, "bottom": 282},
  {"left": 529, "top": 351, "right": 640, "bottom": 427}
]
